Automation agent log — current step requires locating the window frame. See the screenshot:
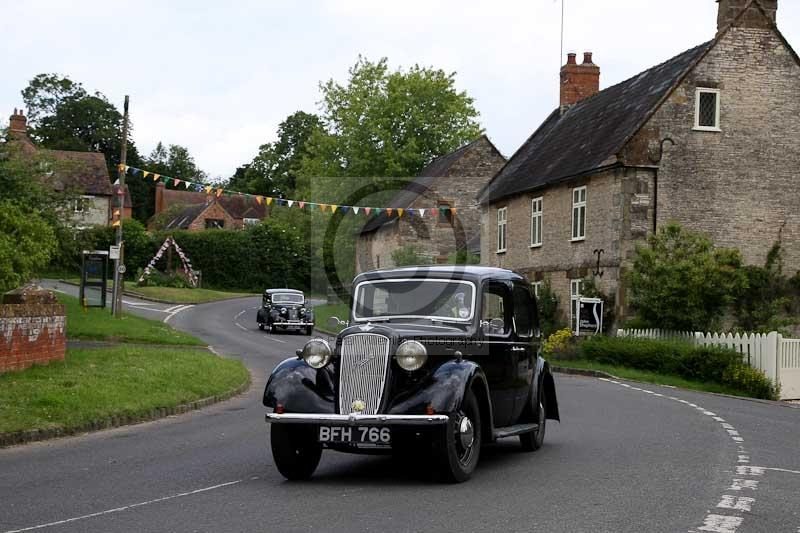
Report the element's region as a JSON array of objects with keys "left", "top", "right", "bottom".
[
  {"left": 437, "top": 200, "right": 453, "bottom": 226},
  {"left": 694, "top": 88, "right": 721, "bottom": 132},
  {"left": 531, "top": 281, "right": 542, "bottom": 298},
  {"left": 530, "top": 196, "right": 543, "bottom": 248},
  {"left": 512, "top": 283, "right": 534, "bottom": 338},
  {"left": 72, "top": 195, "right": 93, "bottom": 213},
  {"left": 570, "top": 279, "right": 584, "bottom": 333},
  {"left": 205, "top": 218, "right": 225, "bottom": 229},
  {"left": 571, "top": 186, "right": 587, "bottom": 242},
  {"left": 496, "top": 207, "right": 508, "bottom": 253}
]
